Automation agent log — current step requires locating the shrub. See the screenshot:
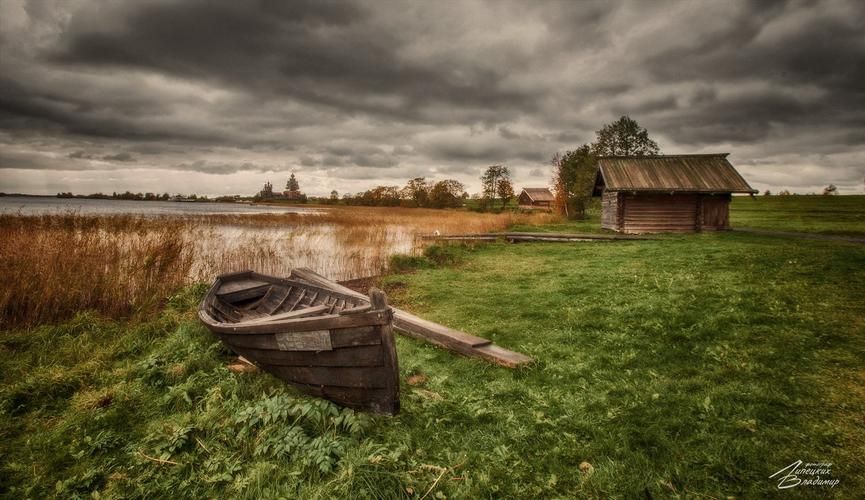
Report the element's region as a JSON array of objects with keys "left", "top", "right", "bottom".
[
  {"left": 388, "top": 254, "right": 429, "bottom": 273},
  {"left": 422, "top": 244, "right": 466, "bottom": 266}
]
